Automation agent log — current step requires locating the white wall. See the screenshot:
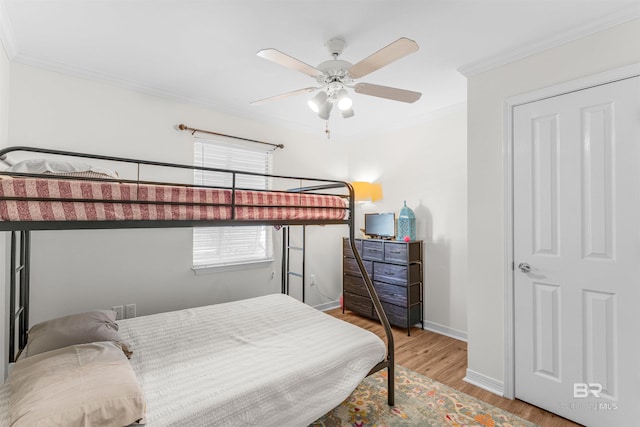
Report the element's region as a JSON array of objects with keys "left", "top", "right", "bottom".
[
  {"left": 3, "top": 44, "right": 470, "bottom": 369},
  {"left": 7, "top": 63, "right": 349, "bottom": 324},
  {"left": 0, "top": 30, "right": 10, "bottom": 378},
  {"left": 466, "top": 19, "right": 640, "bottom": 385},
  {"left": 348, "top": 106, "right": 468, "bottom": 338},
  {"left": 4, "top": 59, "right": 470, "bottom": 341}
]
